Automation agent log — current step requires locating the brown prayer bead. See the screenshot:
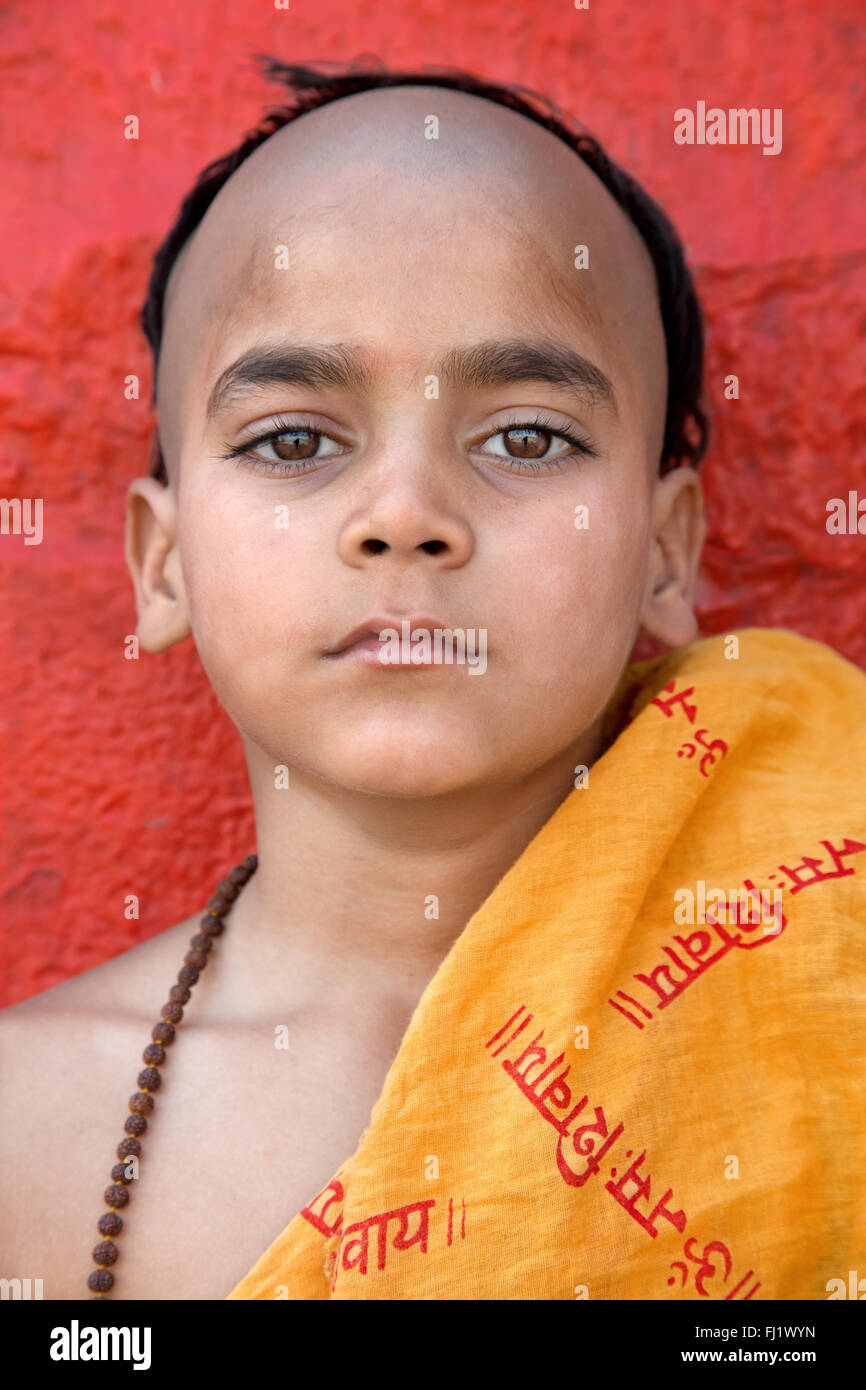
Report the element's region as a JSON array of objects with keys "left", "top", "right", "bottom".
[
  {"left": 129, "top": 1091, "right": 154, "bottom": 1115},
  {"left": 104, "top": 1185, "right": 129, "bottom": 1208},
  {"left": 190, "top": 933, "right": 213, "bottom": 953},
  {"left": 228, "top": 865, "right": 247, "bottom": 885},
  {"left": 216, "top": 878, "right": 239, "bottom": 901},
  {"left": 177, "top": 965, "right": 199, "bottom": 987},
  {"left": 124, "top": 1114, "right": 147, "bottom": 1137},
  {"left": 88, "top": 1269, "right": 114, "bottom": 1293},
  {"left": 111, "top": 1163, "right": 133, "bottom": 1185},
  {"left": 161, "top": 1001, "right": 184, "bottom": 1023},
  {"left": 152, "top": 1020, "right": 175, "bottom": 1044},
  {"left": 199, "top": 915, "right": 225, "bottom": 937},
  {"left": 143, "top": 1043, "right": 165, "bottom": 1066},
  {"left": 169, "top": 983, "right": 191, "bottom": 1004},
  {"left": 98, "top": 1211, "right": 123, "bottom": 1237},
  {"left": 137, "top": 1067, "right": 161, "bottom": 1092},
  {"left": 93, "top": 1240, "right": 118, "bottom": 1266},
  {"left": 242, "top": 854, "right": 258, "bottom": 872},
  {"left": 184, "top": 949, "right": 208, "bottom": 971},
  {"left": 117, "top": 1137, "right": 142, "bottom": 1159}
]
